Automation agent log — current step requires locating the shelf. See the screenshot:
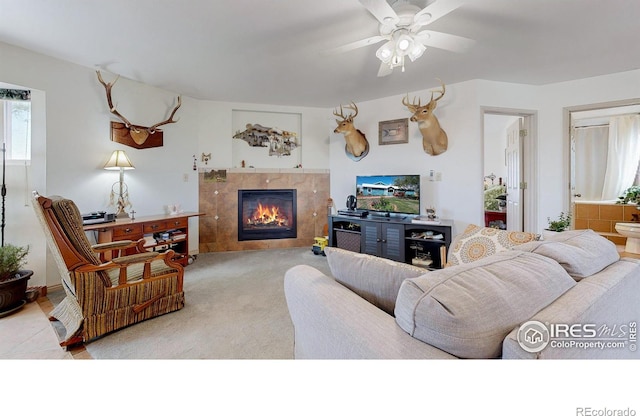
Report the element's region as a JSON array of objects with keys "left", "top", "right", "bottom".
[{"left": 328, "top": 214, "right": 452, "bottom": 269}]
